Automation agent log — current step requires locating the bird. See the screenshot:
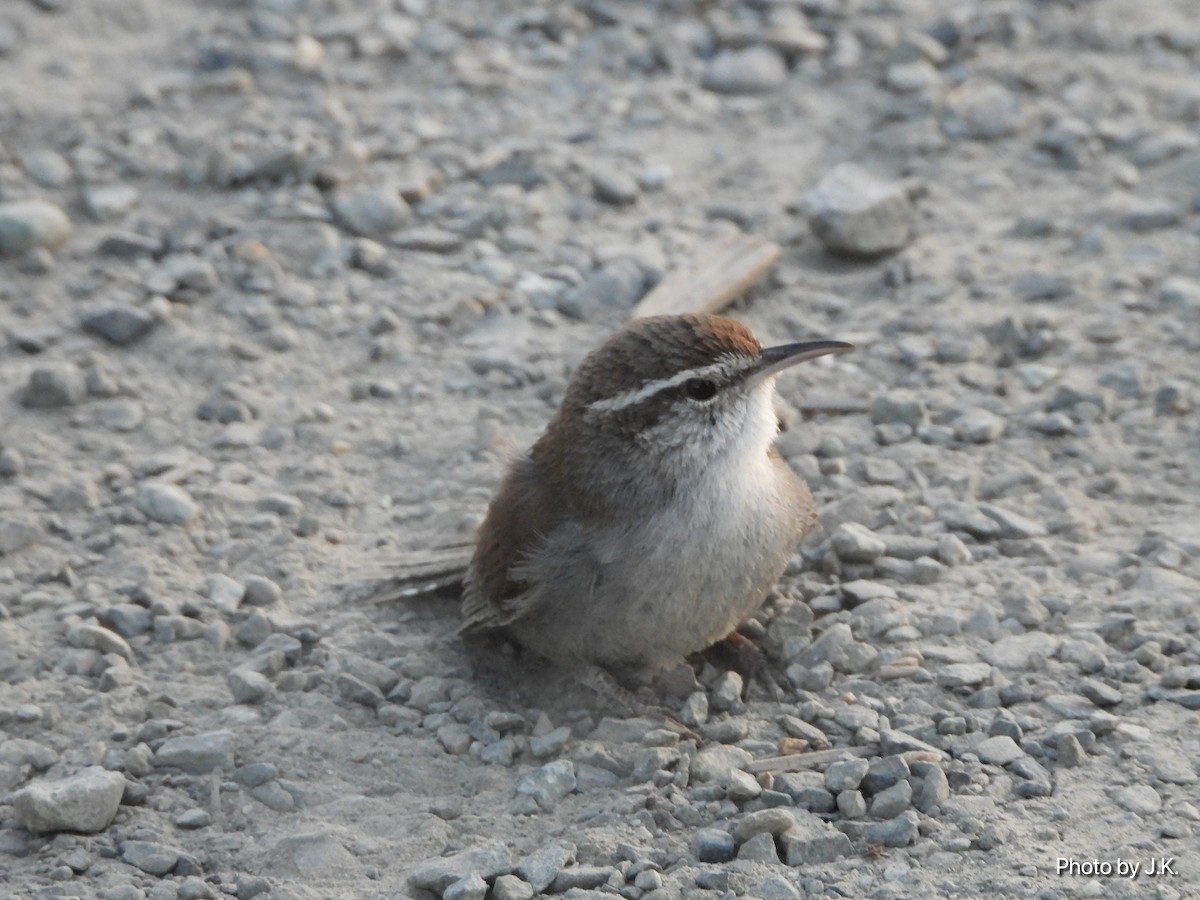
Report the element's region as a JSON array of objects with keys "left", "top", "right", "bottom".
[{"left": 449, "top": 313, "right": 853, "bottom": 683}]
